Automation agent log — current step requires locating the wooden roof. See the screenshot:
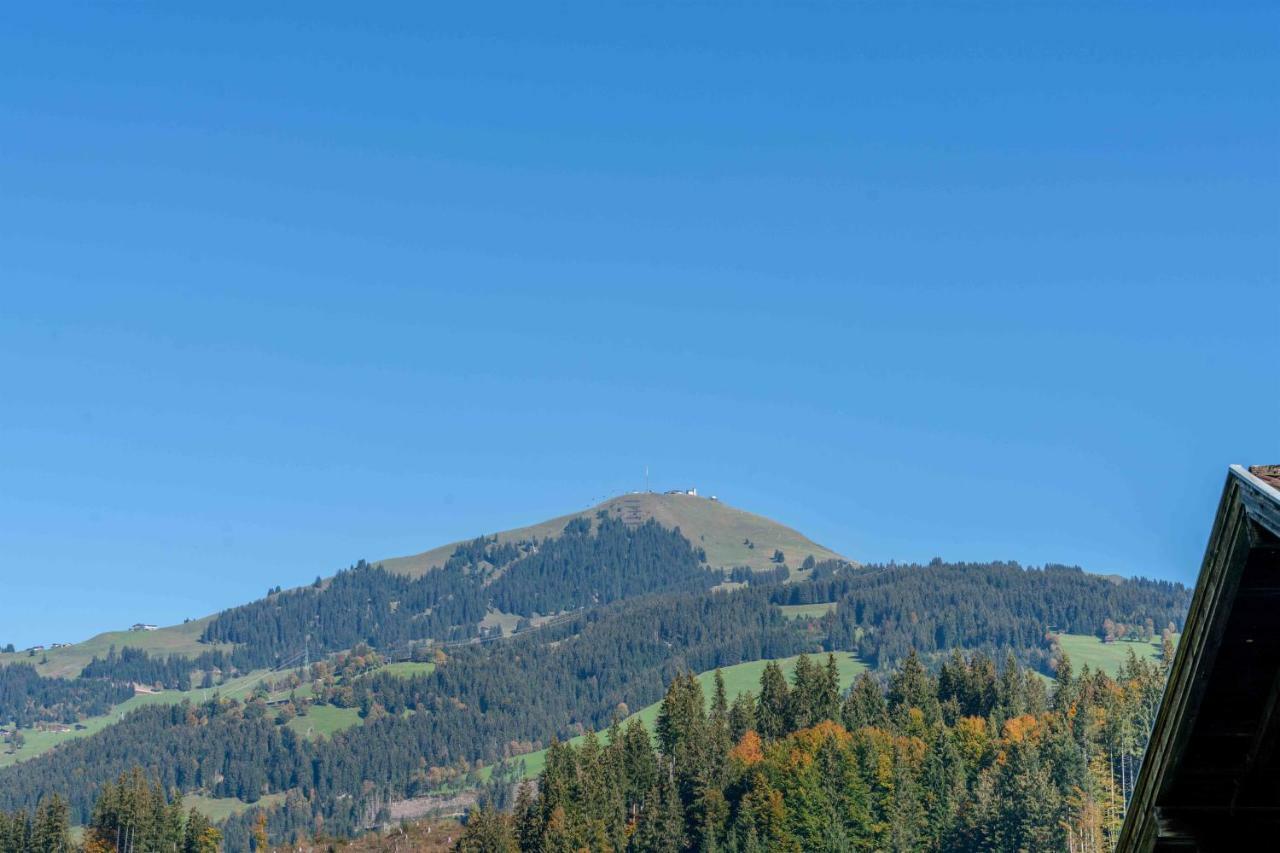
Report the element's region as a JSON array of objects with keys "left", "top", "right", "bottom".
[{"left": 1117, "top": 465, "right": 1280, "bottom": 851}]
